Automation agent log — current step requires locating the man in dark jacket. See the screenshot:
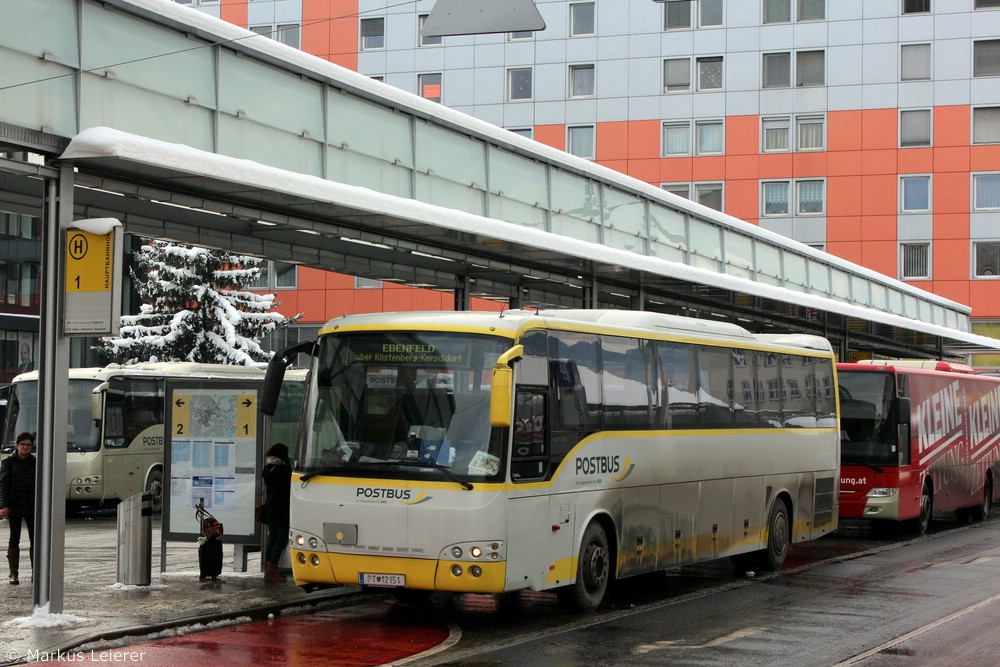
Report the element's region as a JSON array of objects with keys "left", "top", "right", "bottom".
[
  {"left": 0, "top": 432, "right": 36, "bottom": 585},
  {"left": 261, "top": 443, "right": 291, "bottom": 583}
]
